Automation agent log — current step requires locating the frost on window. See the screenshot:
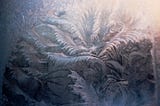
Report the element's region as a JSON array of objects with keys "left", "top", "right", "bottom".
[{"left": 1, "top": 0, "right": 160, "bottom": 106}]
